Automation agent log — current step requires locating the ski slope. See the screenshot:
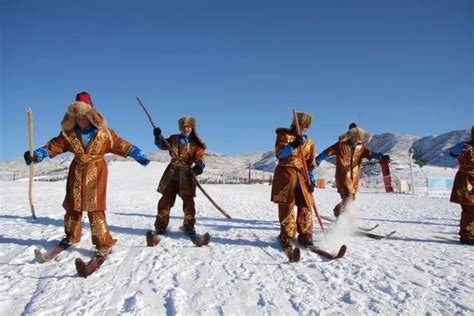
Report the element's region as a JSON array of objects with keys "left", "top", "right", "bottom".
[{"left": 0, "top": 161, "right": 472, "bottom": 315}]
